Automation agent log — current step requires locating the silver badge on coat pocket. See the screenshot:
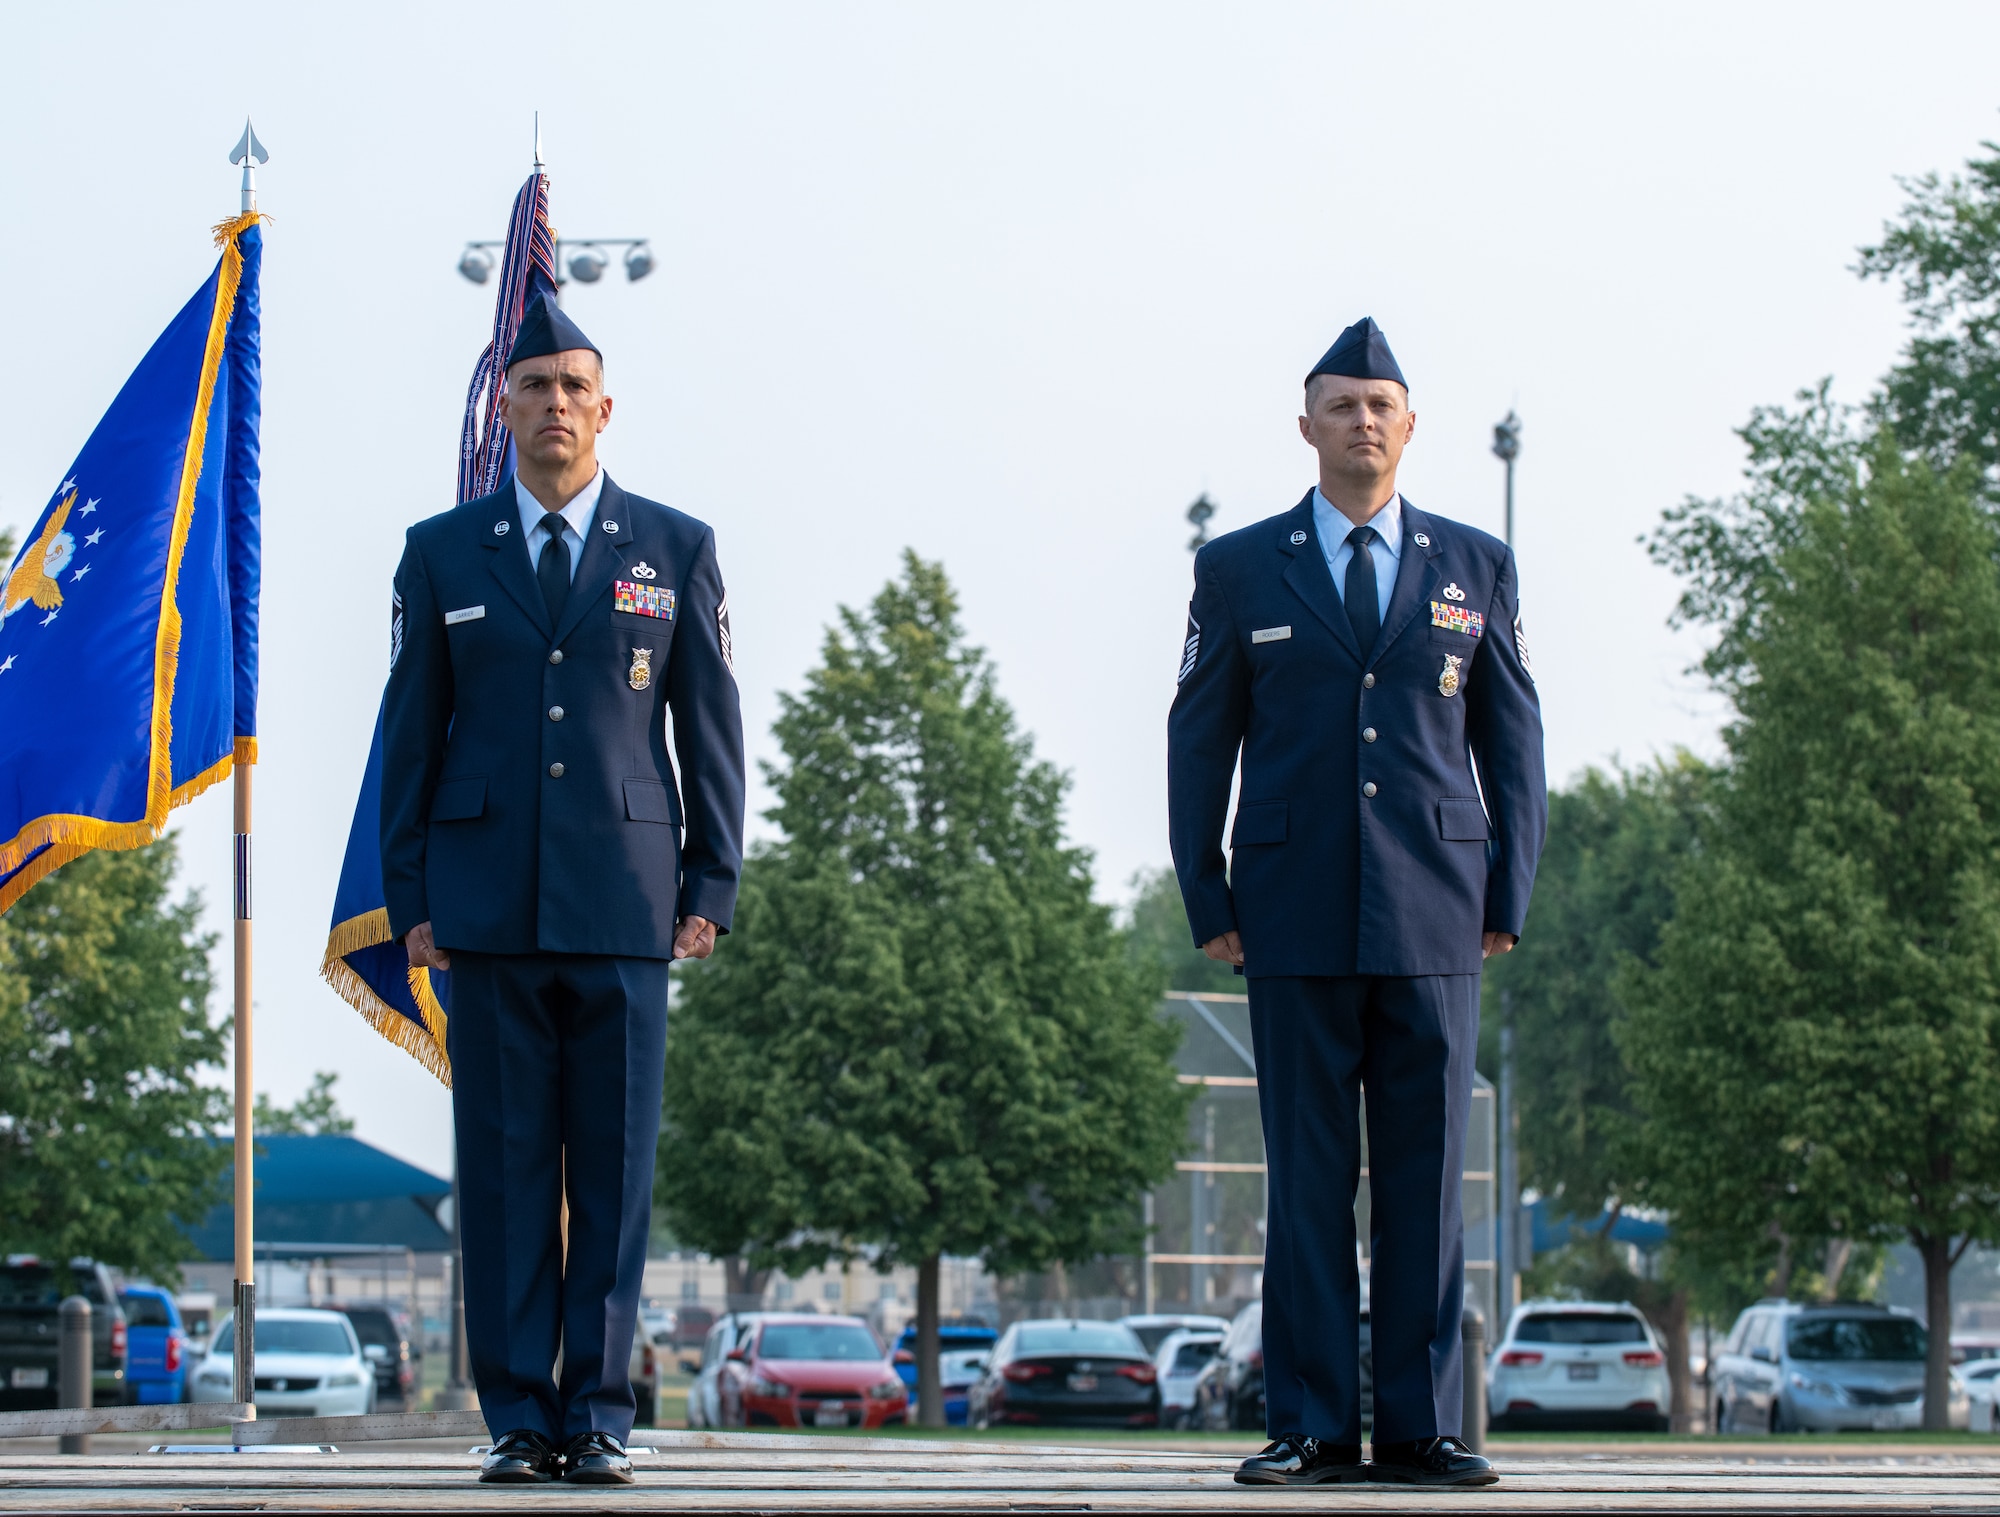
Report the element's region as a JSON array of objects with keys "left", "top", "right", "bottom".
[
  {"left": 1439, "top": 654, "right": 1463, "bottom": 698},
  {"left": 629, "top": 647, "right": 654, "bottom": 691}
]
